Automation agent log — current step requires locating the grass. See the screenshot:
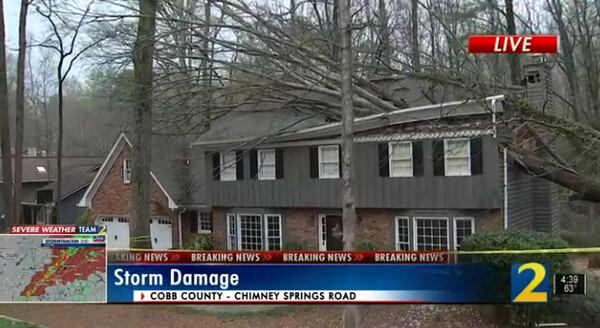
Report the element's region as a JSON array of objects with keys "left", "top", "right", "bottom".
[{"left": 0, "top": 316, "right": 41, "bottom": 328}]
